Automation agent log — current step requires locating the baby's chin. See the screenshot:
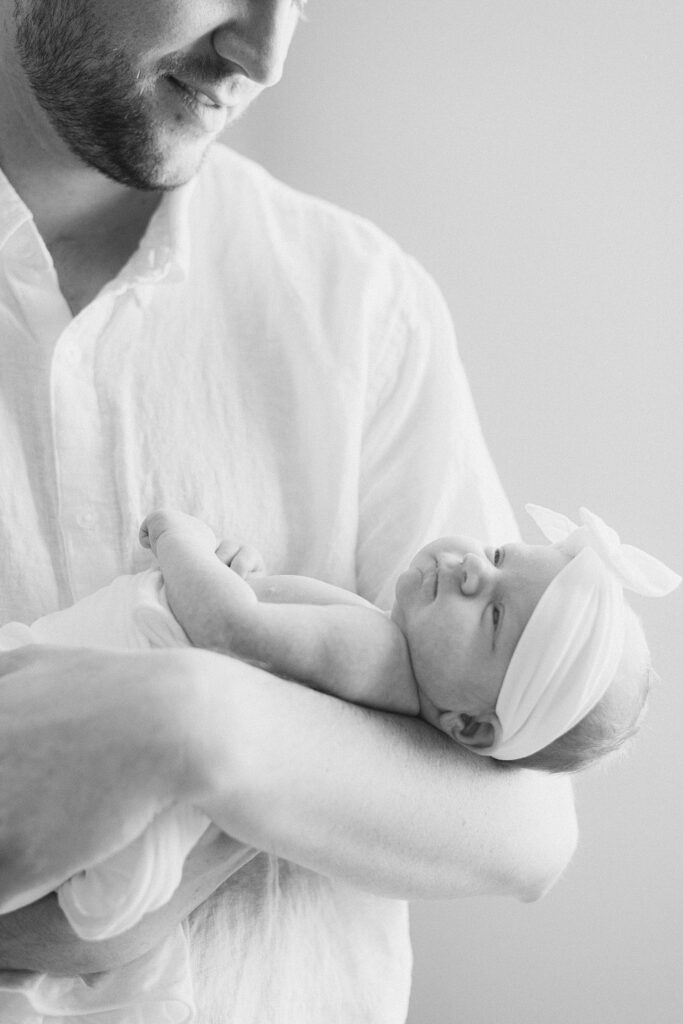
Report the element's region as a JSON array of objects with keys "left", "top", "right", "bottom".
[{"left": 415, "top": 688, "right": 439, "bottom": 725}]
